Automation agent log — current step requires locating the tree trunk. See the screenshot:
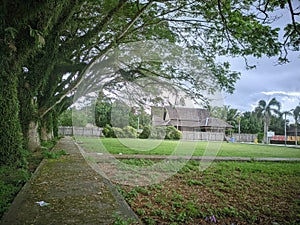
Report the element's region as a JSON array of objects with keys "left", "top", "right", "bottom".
[
  {"left": 0, "top": 49, "right": 25, "bottom": 166},
  {"left": 40, "top": 112, "right": 55, "bottom": 142},
  {"left": 53, "top": 113, "right": 59, "bottom": 138},
  {"left": 264, "top": 121, "right": 268, "bottom": 144},
  {"left": 0, "top": 68, "right": 25, "bottom": 166},
  {"left": 40, "top": 125, "right": 48, "bottom": 142},
  {"left": 40, "top": 124, "right": 54, "bottom": 142},
  {"left": 28, "top": 121, "right": 41, "bottom": 151},
  {"left": 295, "top": 124, "right": 298, "bottom": 146}
]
